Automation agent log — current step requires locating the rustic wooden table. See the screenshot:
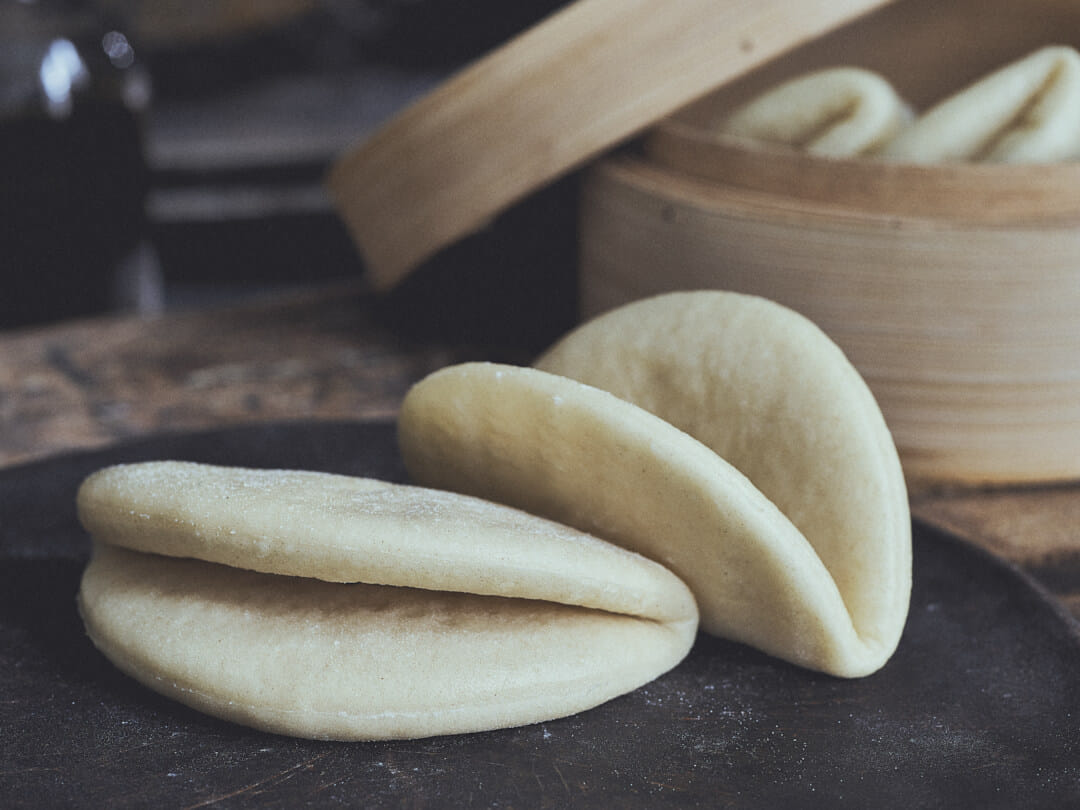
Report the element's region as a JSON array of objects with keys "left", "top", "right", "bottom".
[{"left": 2, "top": 279, "right": 1079, "bottom": 623}]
